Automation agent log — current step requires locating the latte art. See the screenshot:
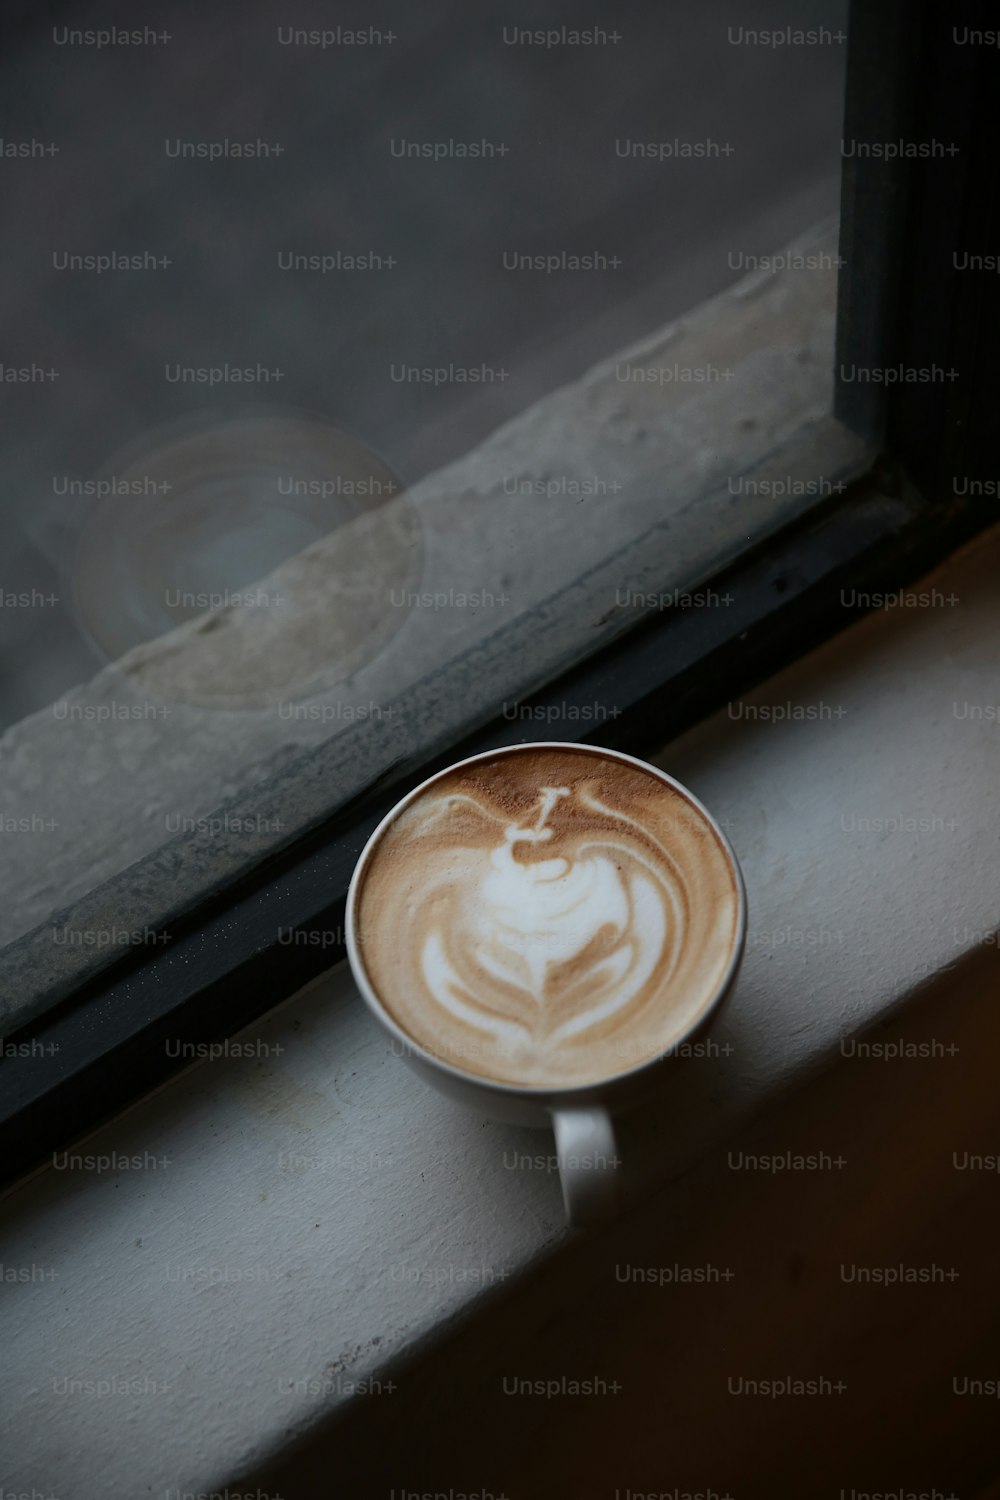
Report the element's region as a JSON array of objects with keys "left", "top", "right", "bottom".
[
  {"left": 353, "top": 748, "right": 741, "bottom": 1088},
  {"left": 425, "top": 785, "right": 676, "bottom": 1050}
]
